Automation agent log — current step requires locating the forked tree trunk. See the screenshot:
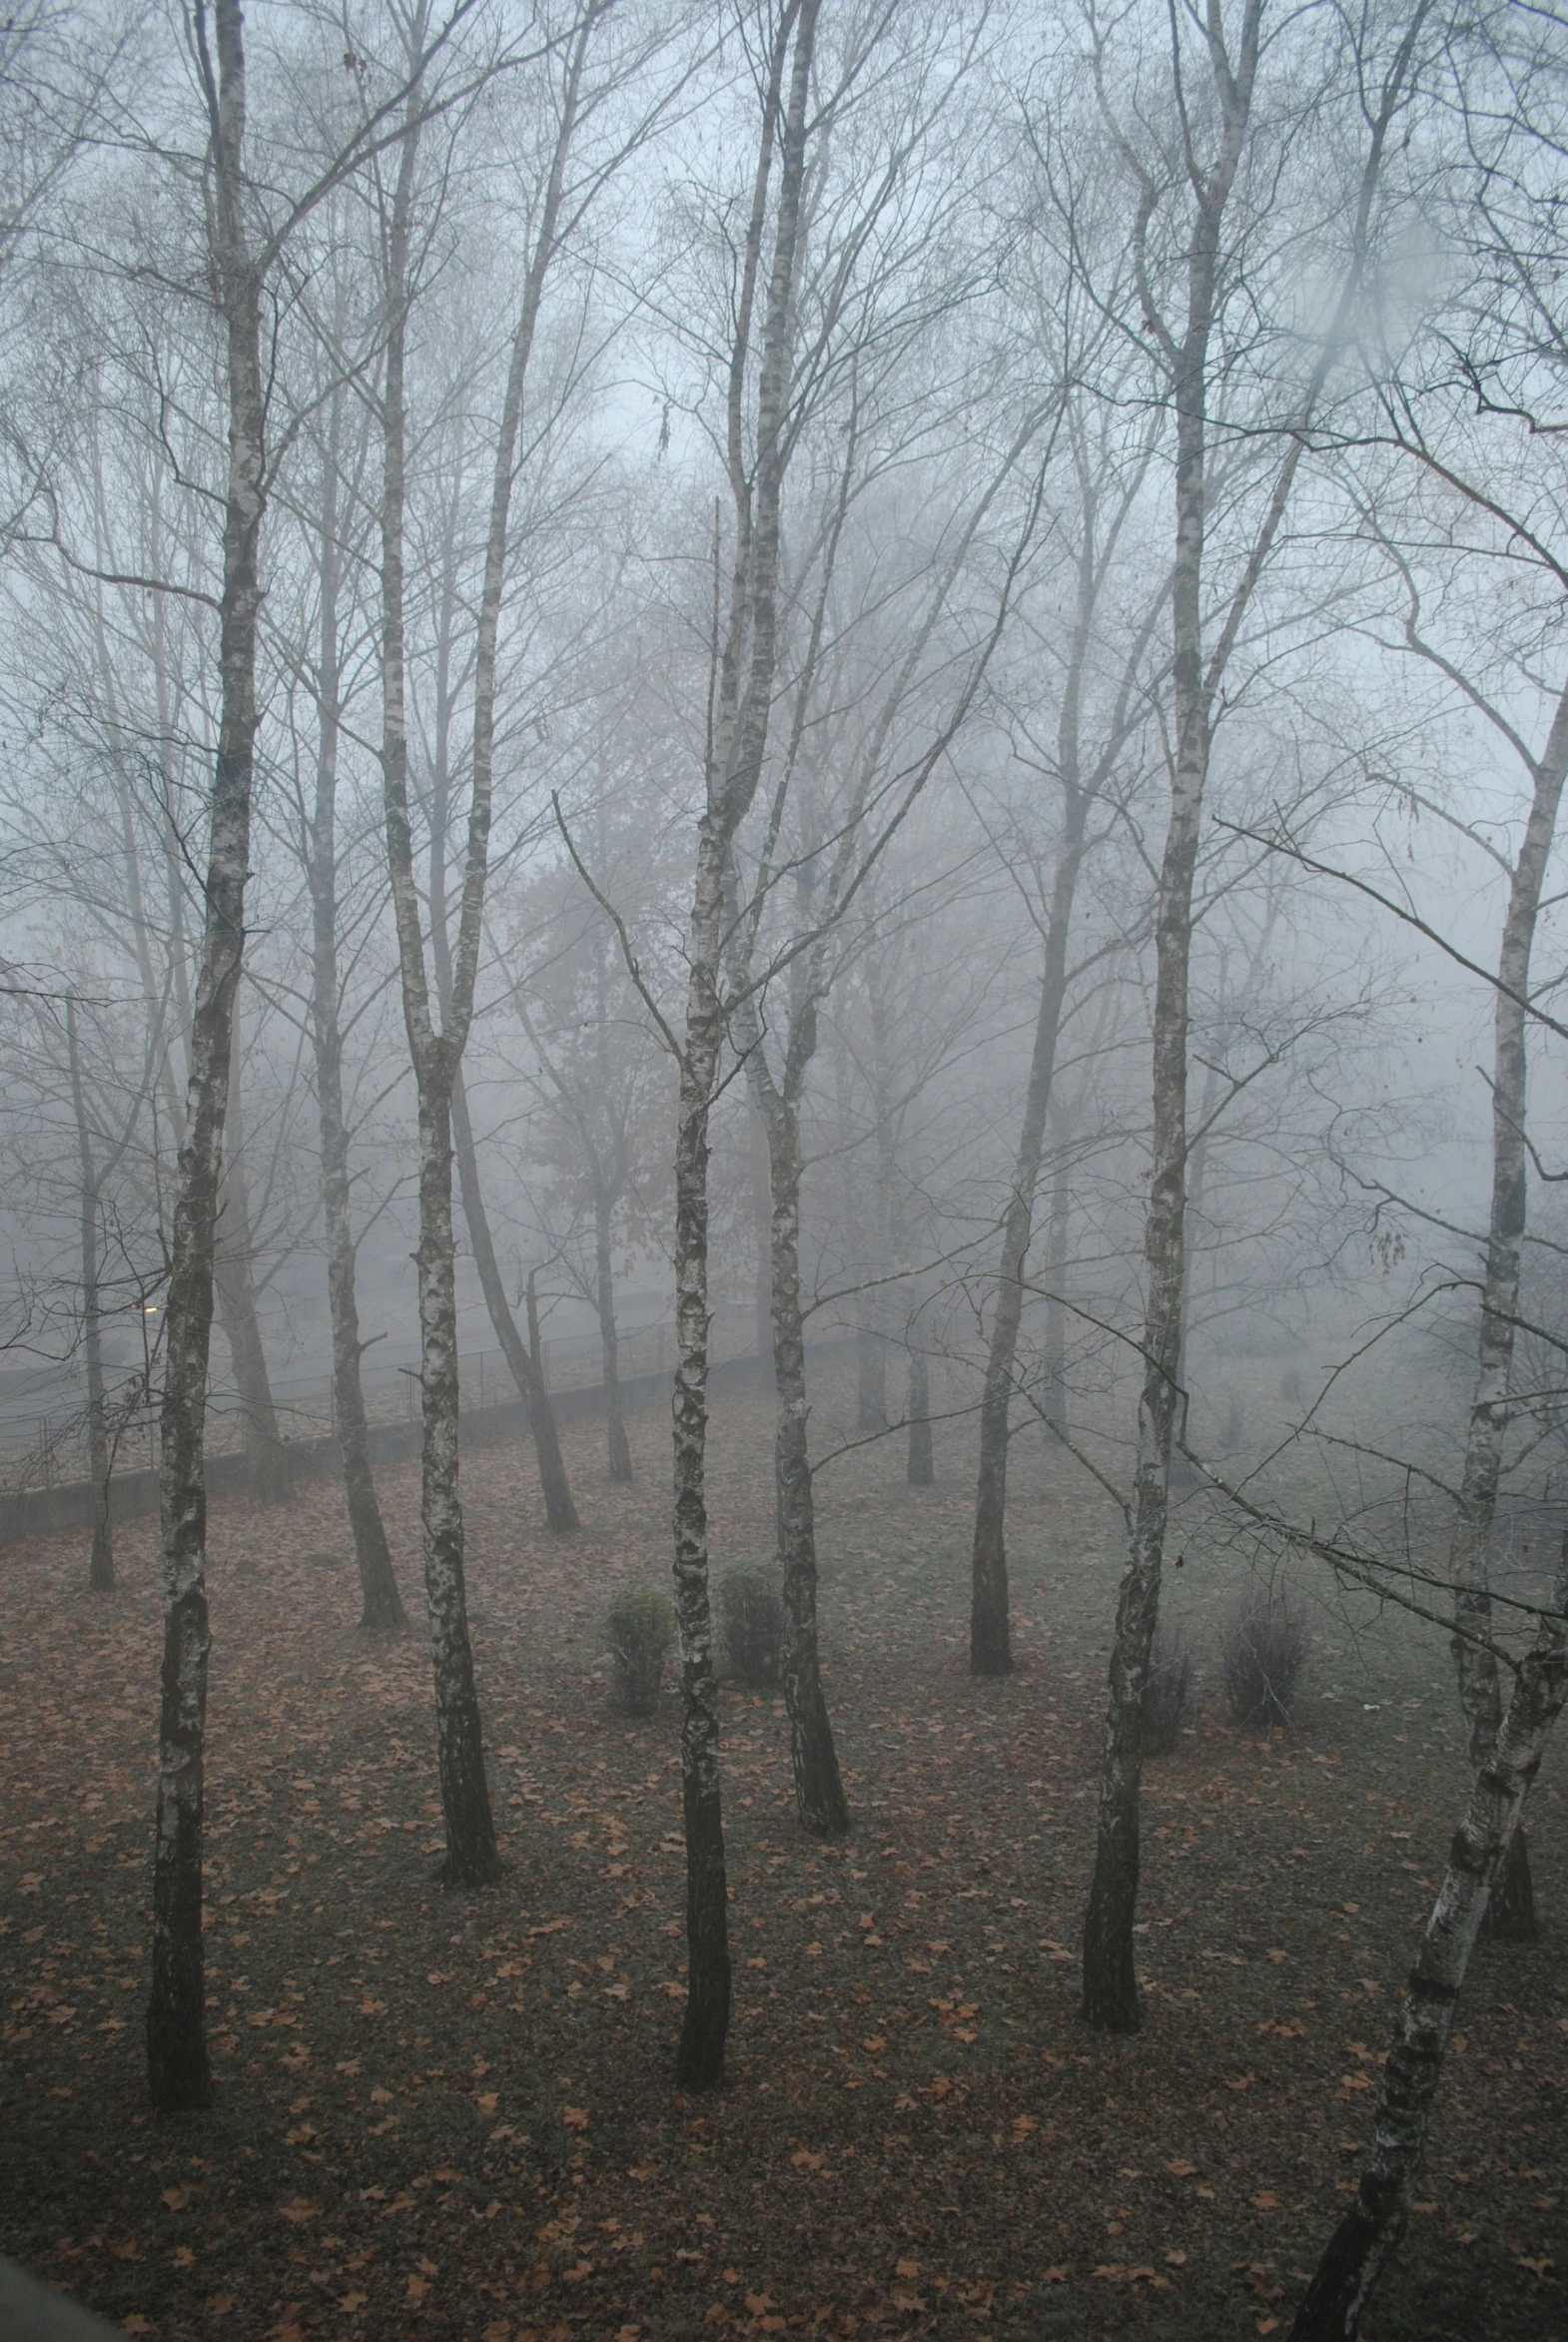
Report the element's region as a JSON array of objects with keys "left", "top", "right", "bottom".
[
  {"left": 66, "top": 999, "right": 114, "bottom": 1593},
  {"left": 669, "top": 0, "right": 821, "bottom": 2087},
  {"left": 595, "top": 1188, "right": 632, "bottom": 1482},
  {"left": 1445, "top": 675, "right": 1568, "bottom": 1944},
  {"left": 1082, "top": 9, "right": 1258, "bottom": 2032},
  {"left": 1081, "top": 2, "right": 1421, "bottom": 2031},
  {"left": 1289, "top": 1546, "right": 1568, "bottom": 2341},
  {"left": 450, "top": 1069, "right": 579, "bottom": 1530},
  {"left": 214, "top": 1017, "right": 289, "bottom": 1506},
  {"left": 147, "top": 0, "right": 261, "bottom": 2114},
  {"left": 907, "top": 1342, "right": 933, "bottom": 1487},
  {"left": 309, "top": 408, "right": 406, "bottom": 1631},
  {"left": 378, "top": 95, "right": 499, "bottom": 1889}
]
